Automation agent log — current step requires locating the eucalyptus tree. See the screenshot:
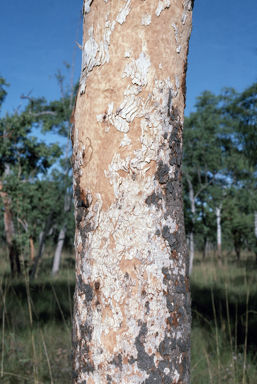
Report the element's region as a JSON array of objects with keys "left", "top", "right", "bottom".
[
  {"left": 0, "top": 79, "right": 61, "bottom": 275},
  {"left": 225, "top": 83, "right": 257, "bottom": 261},
  {"left": 71, "top": 0, "right": 194, "bottom": 382},
  {"left": 183, "top": 91, "right": 222, "bottom": 273},
  {"left": 33, "top": 67, "right": 78, "bottom": 276},
  {"left": 218, "top": 85, "right": 257, "bottom": 262}
]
